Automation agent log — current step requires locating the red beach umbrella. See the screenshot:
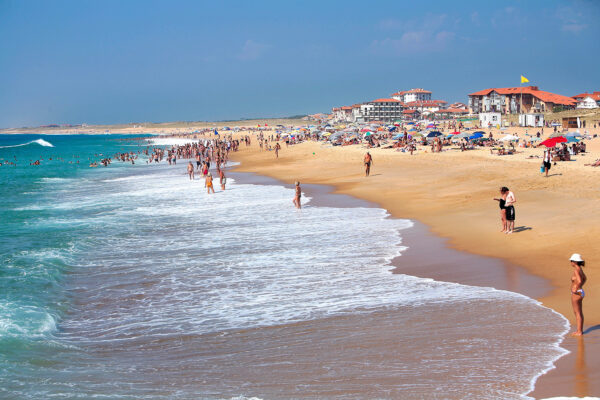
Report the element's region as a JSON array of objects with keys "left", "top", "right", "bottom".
[
  {"left": 451, "top": 131, "right": 461, "bottom": 135},
  {"left": 539, "top": 137, "right": 566, "bottom": 147}
]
